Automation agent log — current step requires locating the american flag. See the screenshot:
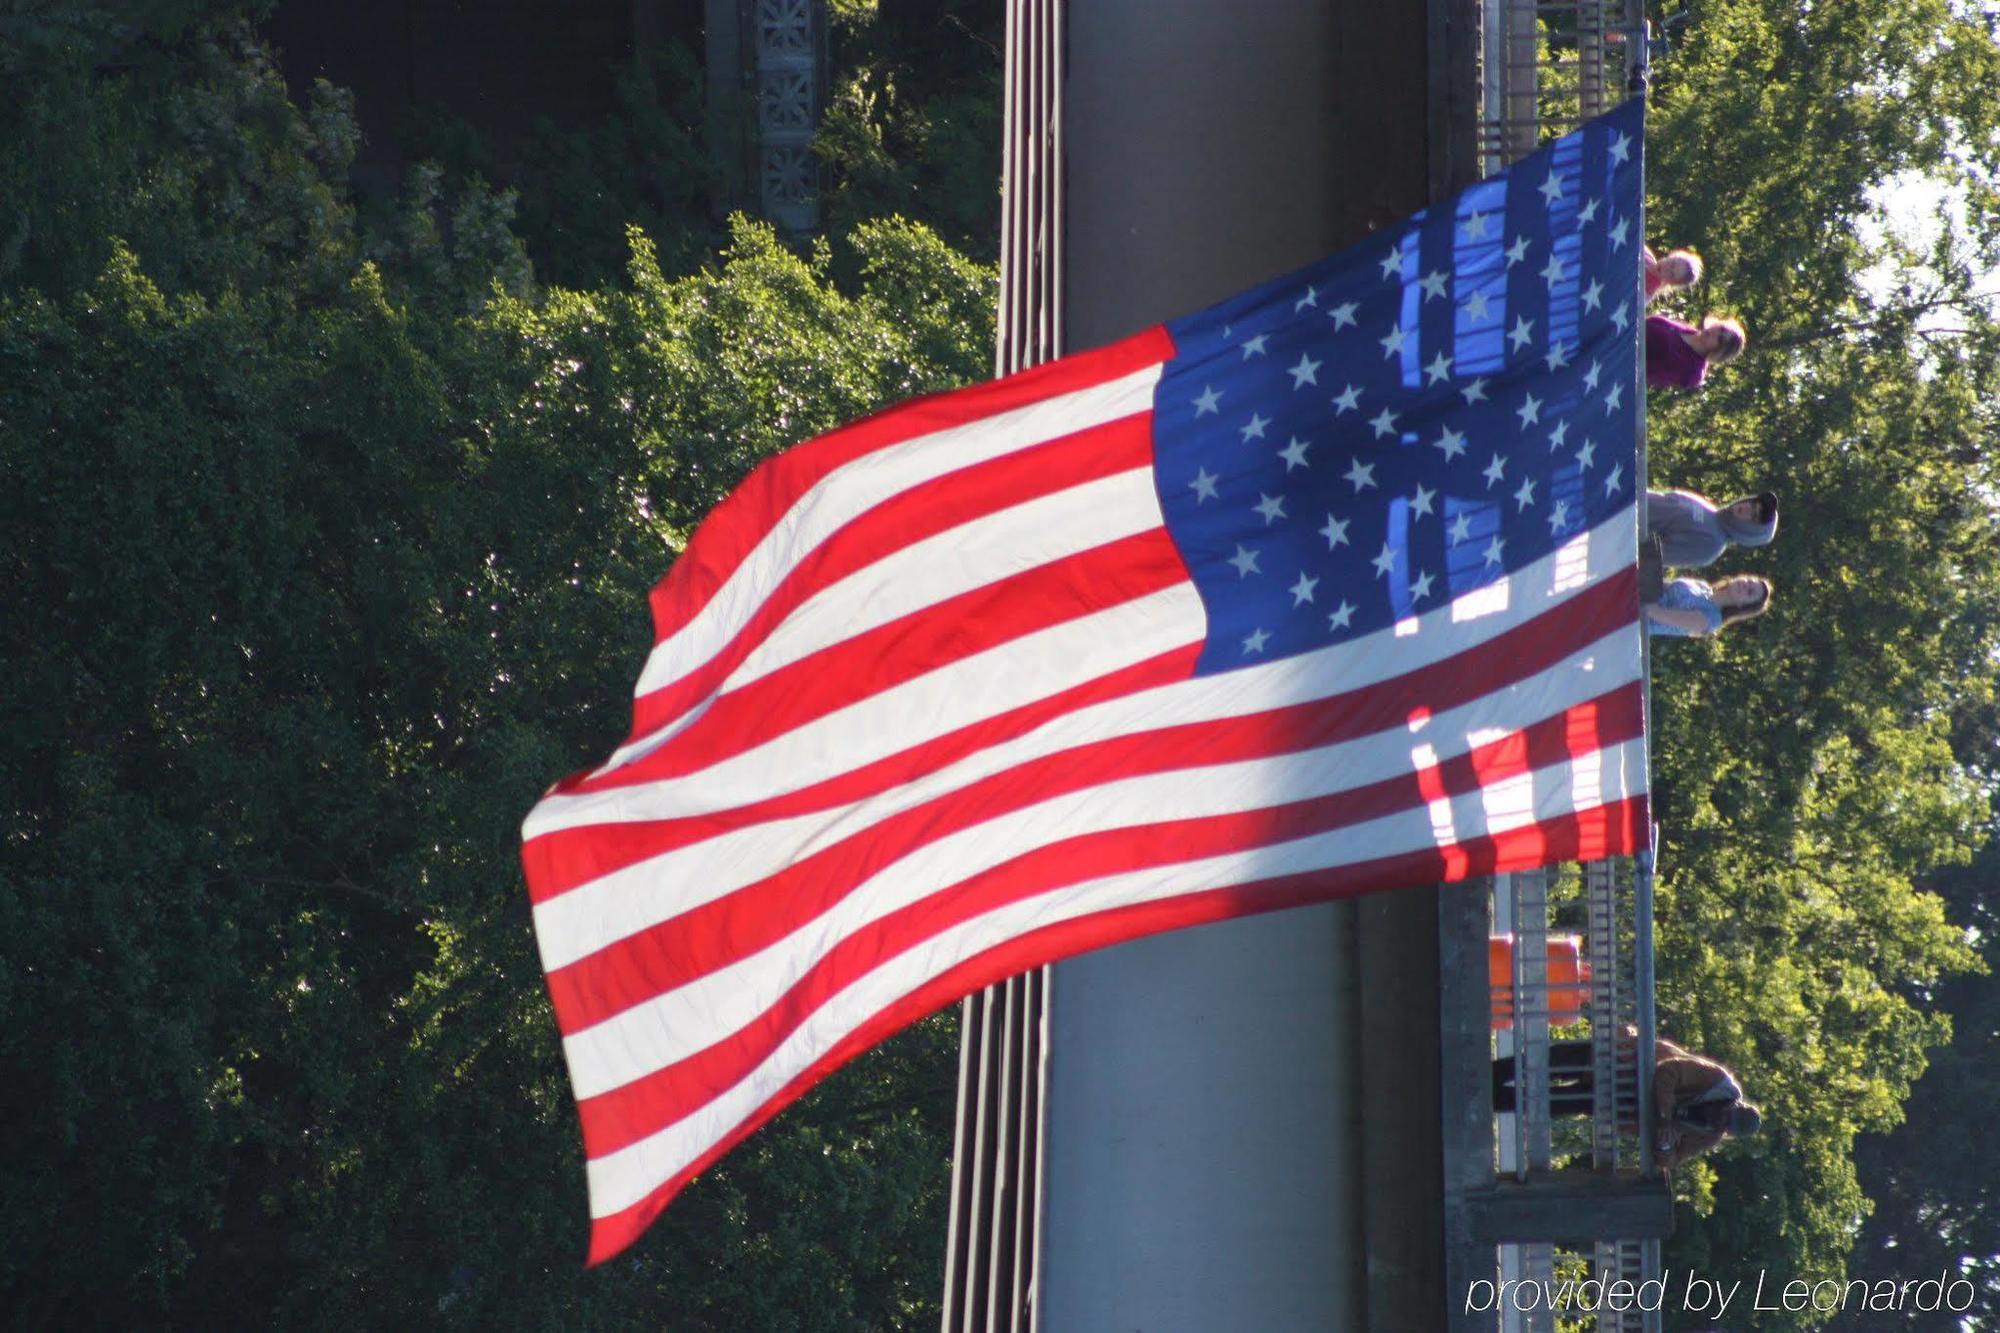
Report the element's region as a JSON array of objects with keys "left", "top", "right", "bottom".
[{"left": 522, "top": 99, "right": 1650, "bottom": 1263}]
